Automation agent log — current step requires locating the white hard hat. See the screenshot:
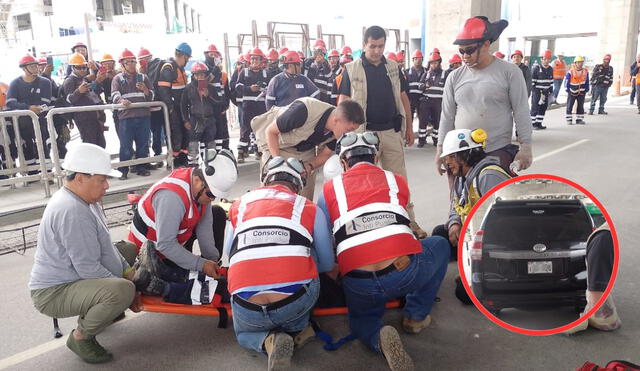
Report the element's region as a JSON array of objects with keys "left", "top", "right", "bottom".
[
  {"left": 262, "top": 156, "right": 306, "bottom": 192},
  {"left": 323, "top": 154, "right": 343, "bottom": 181},
  {"left": 200, "top": 149, "right": 238, "bottom": 199},
  {"left": 440, "top": 128, "right": 487, "bottom": 158},
  {"left": 62, "top": 143, "right": 122, "bottom": 177},
  {"left": 336, "top": 131, "right": 379, "bottom": 159}
]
